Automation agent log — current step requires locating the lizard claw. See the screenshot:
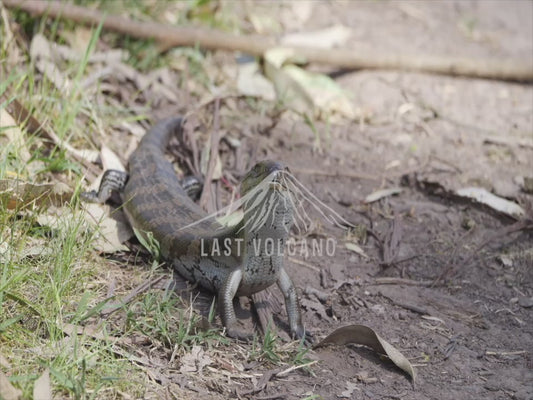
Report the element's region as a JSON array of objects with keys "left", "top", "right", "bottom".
[
  {"left": 292, "top": 326, "right": 314, "bottom": 346},
  {"left": 225, "top": 327, "right": 254, "bottom": 342}
]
